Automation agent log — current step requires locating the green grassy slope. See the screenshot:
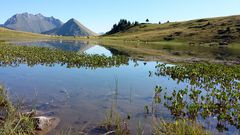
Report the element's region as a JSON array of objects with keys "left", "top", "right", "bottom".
[
  {"left": 0, "top": 27, "right": 53, "bottom": 41},
  {"left": 0, "top": 27, "right": 96, "bottom": 42},
  {"left": 103, "top": 15, "right": 240, "bottom": 44}
]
